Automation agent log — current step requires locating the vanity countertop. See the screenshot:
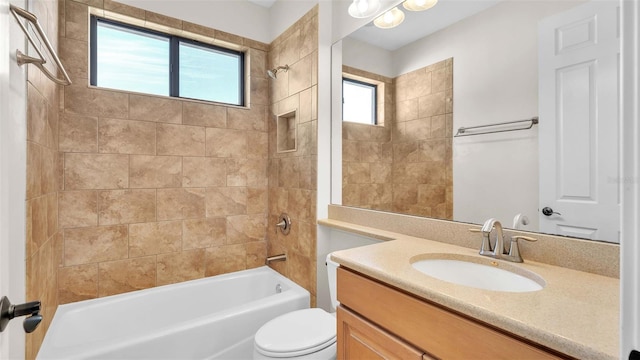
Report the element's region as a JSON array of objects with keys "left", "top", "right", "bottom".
[{"left": 321, "top": 219, "right": 619, "bottom": 360}]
